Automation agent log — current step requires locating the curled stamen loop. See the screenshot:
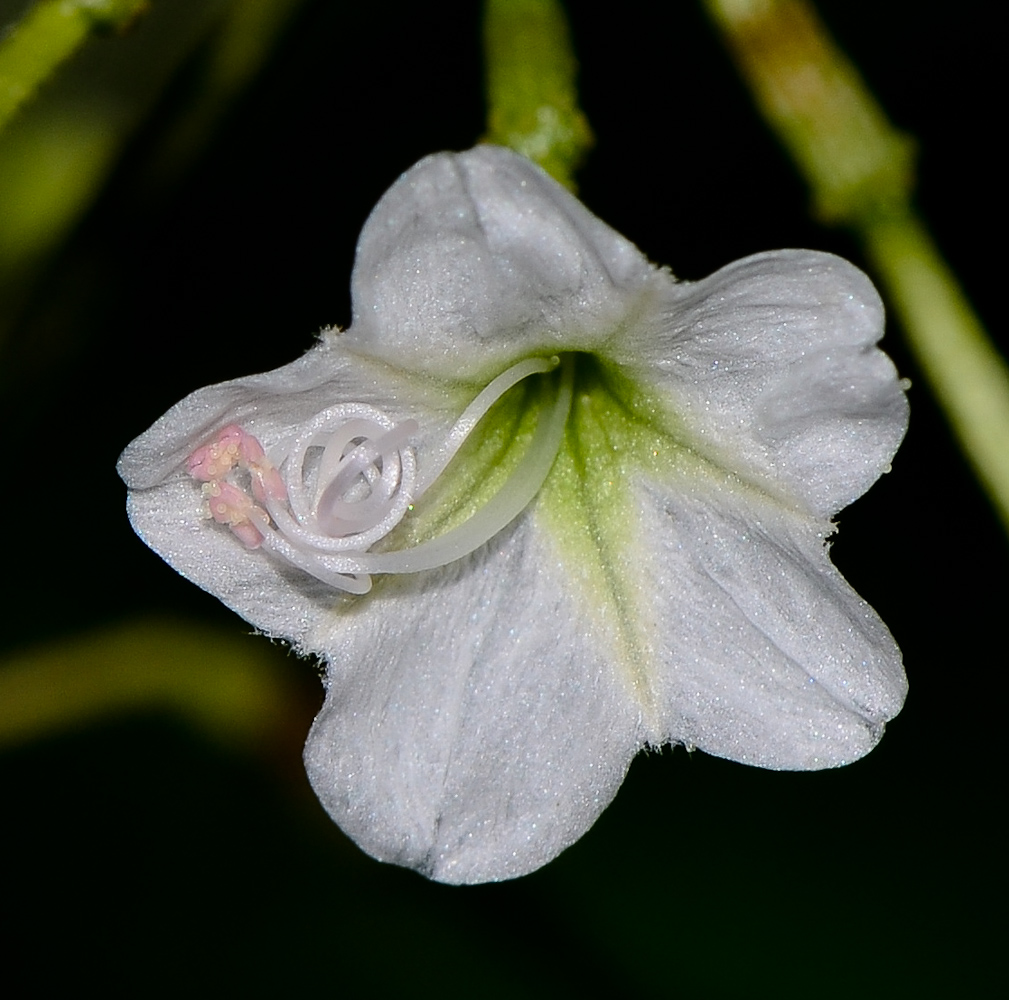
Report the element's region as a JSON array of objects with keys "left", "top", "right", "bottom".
[
  {"left": 185, "top": 355, "right": 571, "bottom": 593},
  {"left": 267, "top": 403, "right": 418, "bottom": 553}
]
